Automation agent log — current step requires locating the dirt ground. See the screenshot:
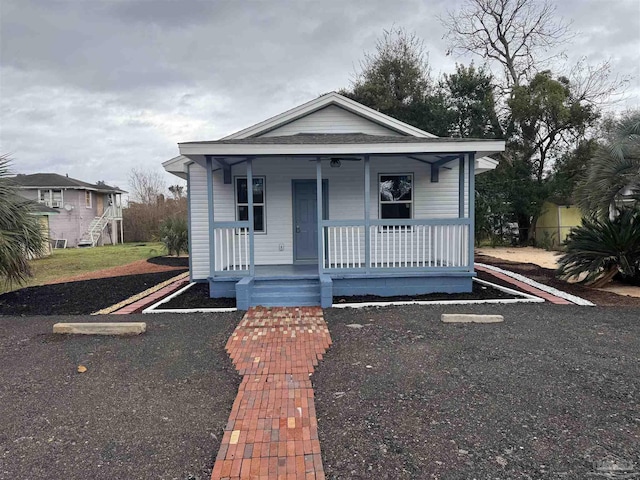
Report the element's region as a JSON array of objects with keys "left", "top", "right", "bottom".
[
  {"left": 314, "top": 303, "right": 640, "bottom": 479},
  {"left": 476, "top": 247, "right": 640, "bottom": 298},
  {"left": 477, "top": 247, "right": 640, "bottom": 303},
  {"left": 477, "top": 246, "right": 562, "bottom": 269},
  {"left": 45, "top": 256, "right": 189, "bottom": 285},
  {"left": 0, "top": 313, "right": 243, "bottom": 480}
]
